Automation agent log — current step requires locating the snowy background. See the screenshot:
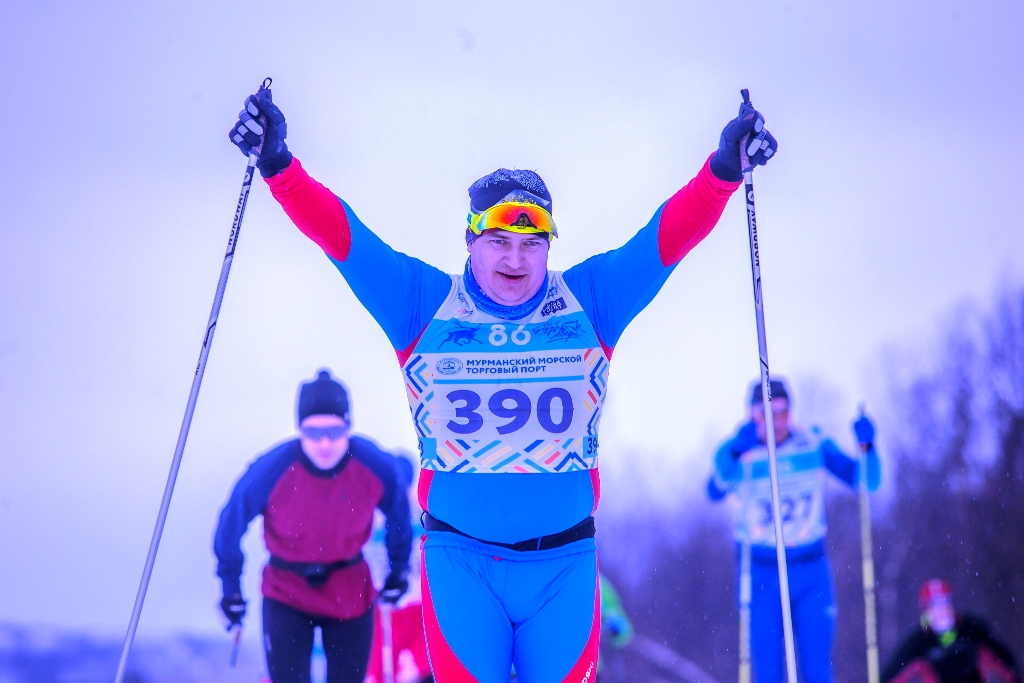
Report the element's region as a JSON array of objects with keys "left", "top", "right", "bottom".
[{"left": 1, "top": 0, "right": 1023, "bottom": 680}]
